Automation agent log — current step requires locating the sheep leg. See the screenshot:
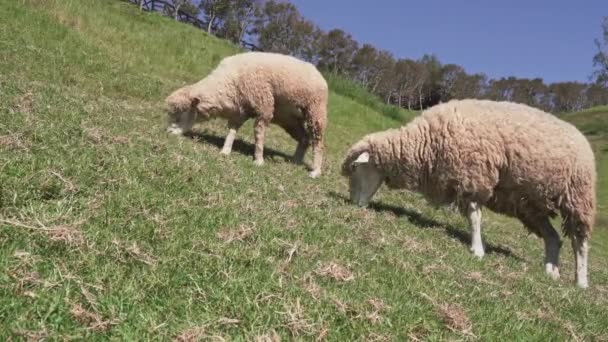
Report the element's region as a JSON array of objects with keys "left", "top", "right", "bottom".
[
  {"left": 306, "top": 115, "right": 326, "bottom": 178},
  {"left": 571, "top": 234, "right": 589, "bottom": 288},
  {"left": 282, "top": 122, "right": 309, "bottom": 164},
  {"left": 253, "top": 118, "right": 267, "bottom": 166},
  {"left": 540, "top": 218, "right": 561, "bottom": 280},
  {"left": 221, "top": 118, "right": 247, "bottom": 155},
  {"left": 467, "top": 202, "right": 484, "bottom": 258}
]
